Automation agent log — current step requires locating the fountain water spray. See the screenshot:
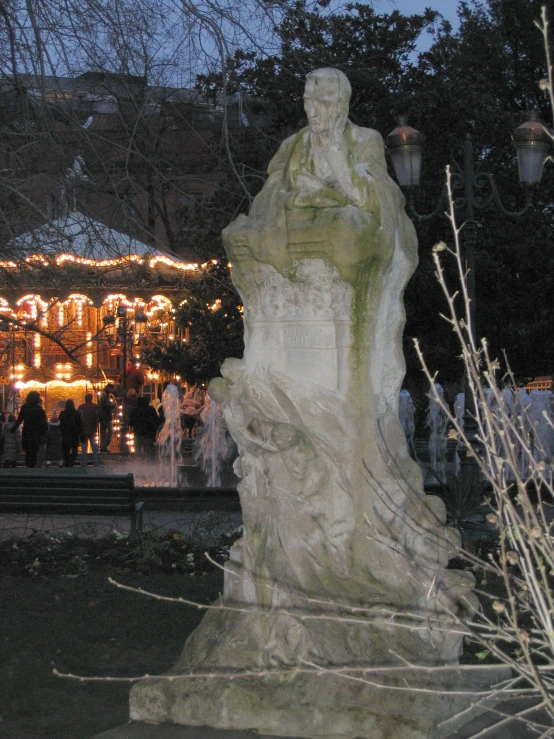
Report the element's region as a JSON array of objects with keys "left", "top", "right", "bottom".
[
  {"left": 398, "top": 389, "right": 417, "bottom": 459},
  {"left": 528, "top": 389, "right": 554, "bottom": 463},
  {"left": 426, "top": 382, "right": 448, "bottom": 481},
  {"left": 445, "top": 387, "right": 554, "bottom": 481},
  {"left": 194, "top": 394, "right": 231, "bottom": 487},
  {"left": 157, "top": 382, "right": 182, "bottom": 487}
]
